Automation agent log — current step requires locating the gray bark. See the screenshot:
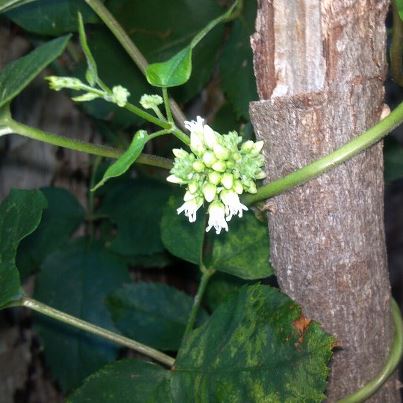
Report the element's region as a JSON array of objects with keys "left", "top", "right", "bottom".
[{"left": 249, "top": 0, "right": 400, "bottom": 401}]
